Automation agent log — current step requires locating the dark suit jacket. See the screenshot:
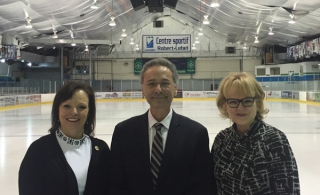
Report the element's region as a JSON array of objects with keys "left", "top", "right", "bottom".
[
  {"left": 19, "top": 132, "right": 110, "bottom": 195},
  {"left": 110, "top": 110, "right": 213, "bottom": 195}
]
